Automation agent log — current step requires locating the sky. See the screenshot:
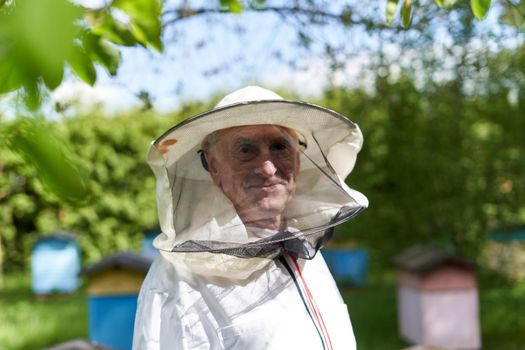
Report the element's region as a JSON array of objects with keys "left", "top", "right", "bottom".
[
  {"left": 47, "top": 0, "right": 382, "bottom": 115},
  {"left": 1, "top": 0, "right": 519, "bottom": 117},
  {"left": 1, "top": 2, "right": 373, "bottom": 118}
]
